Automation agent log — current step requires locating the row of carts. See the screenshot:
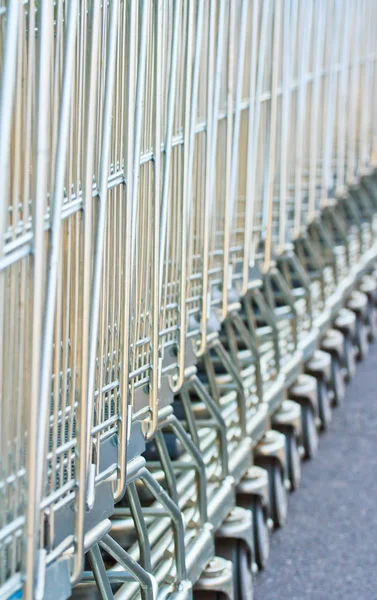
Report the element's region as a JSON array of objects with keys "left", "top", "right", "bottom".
[{"left": 2, "top": 0, "right": 377, "bottom": 598}]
